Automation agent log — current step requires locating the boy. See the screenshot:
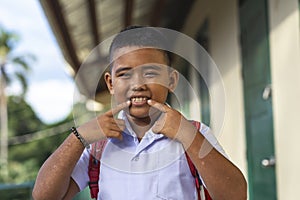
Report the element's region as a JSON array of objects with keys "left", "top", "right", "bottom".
[{"left": 32, "top": 26, "right": 247, "bottom": 200}]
